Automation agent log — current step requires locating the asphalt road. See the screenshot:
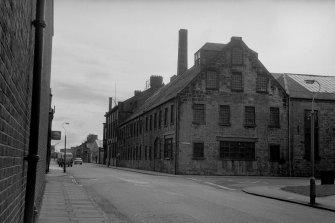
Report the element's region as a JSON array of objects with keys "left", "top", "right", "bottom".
[{"left": 67, "top": 164, "right": 335, "bottom": 223}]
